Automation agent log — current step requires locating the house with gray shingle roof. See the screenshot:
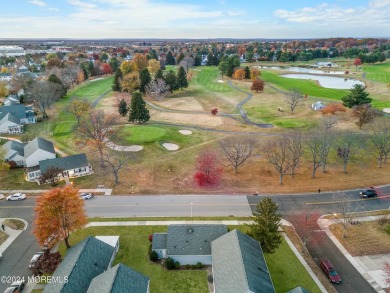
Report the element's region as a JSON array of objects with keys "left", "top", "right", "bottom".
[
  {"left": 0, "top": 104, "right": 36, "bottom": 134},
  {"left": 24, "top": 137, "right": 56, "bottom": 168},
  {"left": 26, "top": 153, "right": 93, "bottom": 183},
  {"left": 86, "top": 263, "right": 150, "bottom": 293},
  {"left": 2, "top": 140, "right": 26, "bottom": 166},
  {"left": 43, "top": 236, "right": 116, "bottom": 293},
  {"left": 152, "top": 224, "right": 228, "bottom": 265},
  {"left": 3, "top": 95, "right": 20, "bottom": 106},
  {"left": 152, "top": 233, "right": 167, "bottom": 259},
  {"left": 211, "top": 229, "right": 275, "bottom": 293}
]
